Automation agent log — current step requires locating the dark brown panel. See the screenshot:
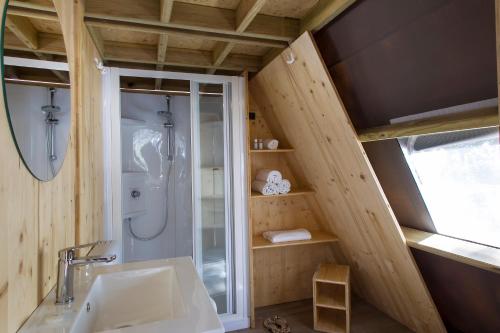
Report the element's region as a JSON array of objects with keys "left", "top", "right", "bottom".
[
  {"left": 411, "top": 248, "right": 500, "bottom": 333},
  {"left": 316, "top": 0, "right": 497, "bottom": 128},
  {"left": 362, "top": 139, "right": 435, "bottom": 232}
]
